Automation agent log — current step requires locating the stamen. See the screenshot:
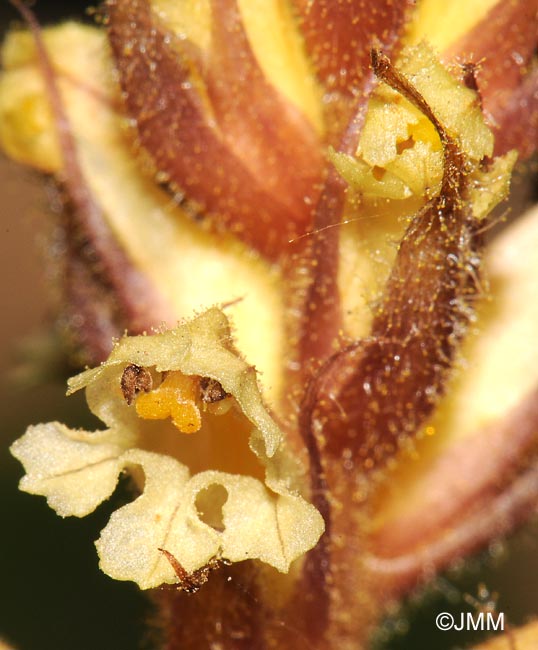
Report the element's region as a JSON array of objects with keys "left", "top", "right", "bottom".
[{"left": 135, "top": 371, "right": 202, "bottom": 434}]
